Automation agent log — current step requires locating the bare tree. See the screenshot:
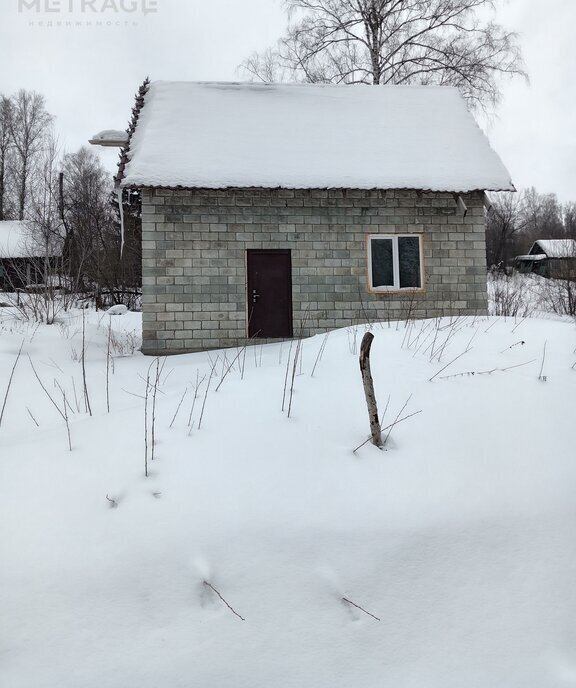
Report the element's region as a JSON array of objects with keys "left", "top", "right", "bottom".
[
  {"left": 0, "top": 95, "right": 14, "bottom": 221},
  {"left": 9, "top": 90, "right": 53, "bottom": 220},
  {"left": 240, "top": 0, "right": 525, "bottom": 111},
  {"left": 486, "top": 191, "right": 525, "bottom": 268},
  {"left": 61, "top": 147, "right": 141, "bottom": 307},
  {"left": 563, "top": 202, "right": 576, "bottom": 240},
  {"left": 520, "top": 187, "right": 564, "bottom": 249}
]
